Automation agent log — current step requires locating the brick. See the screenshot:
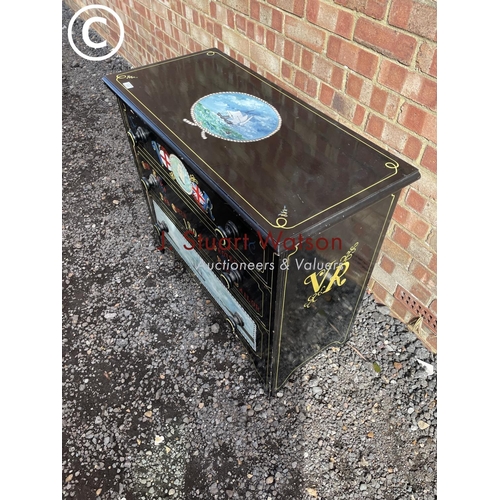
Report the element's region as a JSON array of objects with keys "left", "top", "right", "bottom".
[
  {"left": 420, "top": 198, "right": 436, "bottom": 227},
  {"left": 421, "top": 145, "right": 437, "bottom": 174},
  {"left": 410, "top": 282, "right": 432, "bottom": 305},
  {"left": 319, "top": 83, "right": 334, "bottom": 106},
  {"left": 406, "top": 188, "right": 426, "bottom": 213},
  {"left": 413, "top": 168, "right": 436, "bottom": 201},
  {"left": 333, "top": 0, "right": 389, "bottom": 20},
  {"left": 250, "top": 42, "right": 280, "bottom": 74},
  {"left": 137, "top": 0, "right": 152, "bottom": 9},
  {"left": 326, "top": 35, "right": 379, "bottom": 78},
  {"left": 426, "top": 335, "right": 437, "bottom": 352},
  {"left": 380, "top": 255, "right": 395, "bottom": 274},
  {"left": 247, "top": 21, "right": 265, "bottom": 45},
  {"left": 354, "top": 17, "right": 417, "bottom": 65},
  {"left": 133, "top": 1, "right": 147, "bottom": 18},
  {"left": 410, "top": 260, "right": 436, "bottom": 289},
  {"left": 371, "top": 265, "right": 397, "bottom": 294},
  {"left": 398, "top": 103, "right": 436, "bottom": 143},
  {"left": 392, "top": 224, "right": 412, "bottom": 249},
  {"left": 393, "top": 204, "right": 409, "bottom": 225},
  {"left": 213, "top": 22, "right": 223, "bottom": 40},
  {"left": 266, "top": 30, "right": 276, "bottom": 51},
  {"left": 370, "top": 86, "right": 399, "bottom": 119},
  {"left": 346, "top": 73, "right": 364, "bottom": 100},
  {"left": 408, "top": 213, "right": 430, "bottom": 239},
  {"left": 391, "top": 299, "right": 411, "bottom": 322},
  {"left": 332, "top": 92, "right": 359, "bottom": 122},
  {"left": 235, "top": 13, "right": 246, "bottom": 33},
  {"left": 379, "top": 60, "right": 436, "bottom": 110},
  {"left": 331, "top": 65, "right": 345, "bottom": 89},
  {"left": 306, "top": 0, "right": 354, "bottom": 39},
  {"left": 250, "top": 0, "right": 259, "bottom": 19},
  {"left": 403, "top": 135, "right": 422, "bottom": 160},
  {"left": 407, "top": 238, "right": 433, "bottom": 266},
  {"left": 301, "top": 49, "right": 314, "bottom": 72},
  {"left": 294, "top": 70, "right": 318, "bottom": 97},
  {"left": 268, "top": 0, "right": 305, "bottom": 16},
  {"left": 366, "top": 113, "right": 384, "bottom": 139},
  {"left": 347, "top": 73, "right": 399, "bottom": 119},
  {"left": 272, "top": 8, "right": 284, "bottom": 31},
  {"left": 365, "top": 114, "right": 422, "bottom": 160},
  {"left": 417, "top": 42, "right": 437, "bottom": 78},
  {"left": 281, "top": 60, "right": 293, "bottom": 80},
  {"left": 302, "top": 51, "right": 344, "bottom": 88},
  {"left": 393, "top": 204, "right": 429, "bottom": 239},
  {"left": 284, "top": 39, "right": 295, "bottom": 62},
  {"left": 380, "top": 238, "right": 412, "bottom": 269},
  {"left": 371, "top": 280, "right": 389, "bottom": 304},
  {"left": 227, "top": 9, "right": 235, "bottom": 28},
  {"left": 389, "top": 0, "right": 437, "bottom": 42},
  {"left": 190, "top": 24, "right": 213, "bottom": 49},
  {"left": 222, "top": 25, "right": 249, "bottom": 56},
  {"left": 210, "top": 1, "right": 222, "bottom": 19},
  {"left": 353, "top": 104, "right": 365, "bottom": 126},
  {"left": 187, "top": 0, "right": 211, "bottom": 13},
  {"left": 220, "top": 0, "right": 249, "bottom": 15},
  {"left": 284, "top": 15, "right": 326, "bottom": 52}
]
